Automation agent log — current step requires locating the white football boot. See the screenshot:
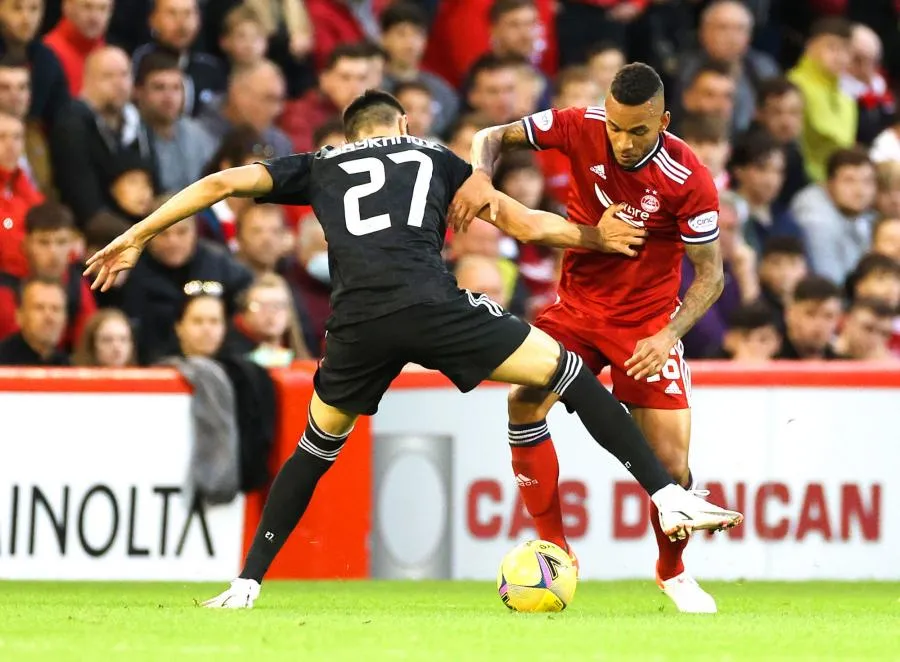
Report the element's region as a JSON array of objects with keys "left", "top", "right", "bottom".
[
  {"left": 200, "top": 578, "right": 261, "bottom": 609},
  {"left": 654, "top": 485, "right": 744, "bottom": 541},
  {"left": 656, "top": 571, "right": 717, "bottom": 614}
]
